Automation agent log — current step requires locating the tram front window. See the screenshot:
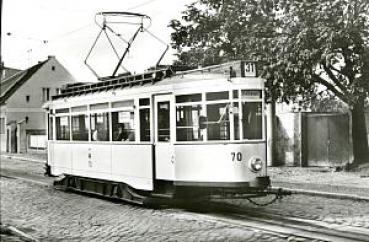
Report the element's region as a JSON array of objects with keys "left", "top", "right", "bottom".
[
  {"left": 157, "top": 102, "right": 170, "bottom": 142},
  {"left": 207, "top": 103, "right": 230, "bottom": 140},
  {"left": 242, "top": 102, "right": 262, "bottom": 139},
  {"left": 90, "top": 113, "right": 109, "bottom": 141},
  {"left": 176, "top": 105, "right": 202, "bottom": 141},
  {"left": 112, "top": 111, "right": 135, "bottom": 141}
]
